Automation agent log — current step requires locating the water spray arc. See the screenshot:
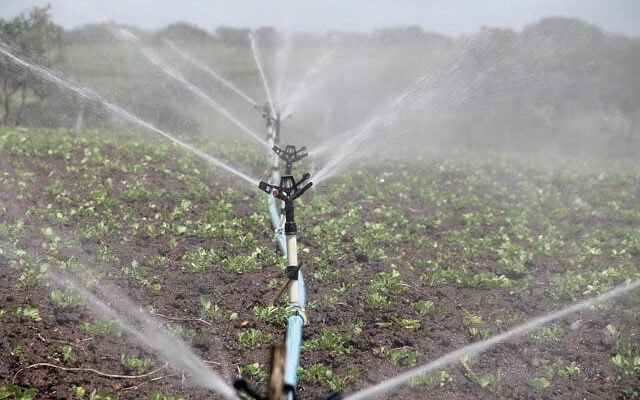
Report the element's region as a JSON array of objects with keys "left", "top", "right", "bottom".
[
  {"left": 112, "top": 28, "right": 269, "bottom": 149},
  {"left": 47, "top": 273, "right": 239, "bottom": 400},
  {"left": 164, "top": 39, "right": 259, "bottom": 107},
  {"left": 249, "top": 32, "right": 277, "bottom": 119},
  {"left": 344, "top": 279, "right": 640, "bottom": 400},
  {"left": 0, "top": 42, "right": 259, "bottom": 187}
]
